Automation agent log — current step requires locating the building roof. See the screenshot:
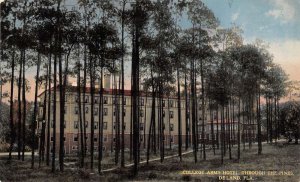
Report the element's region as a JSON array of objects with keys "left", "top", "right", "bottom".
[{"left": 38, "top": 85, "right": 179, "bottom": 99}]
